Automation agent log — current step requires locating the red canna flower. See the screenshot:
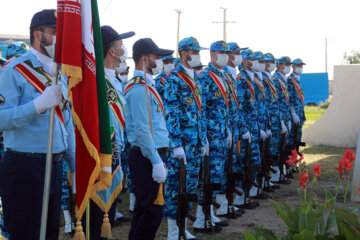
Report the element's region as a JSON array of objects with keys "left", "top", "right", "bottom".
[
  {"left": 287, "top": 149, "right": 303, "bottom": 168},
  {"left": 299, "top": 171, "right": 309, "bottom": 189},
  {"left": 312, "top": 165, "right": 321, "bottom": 179},
  {"left": 344, "top": 149, "right": 356, "bottom": 163}
]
